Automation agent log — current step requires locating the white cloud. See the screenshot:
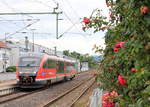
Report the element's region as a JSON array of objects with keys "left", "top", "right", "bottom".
[{"left": 34, "top": 32, "right": 105, "bottom": 55}]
